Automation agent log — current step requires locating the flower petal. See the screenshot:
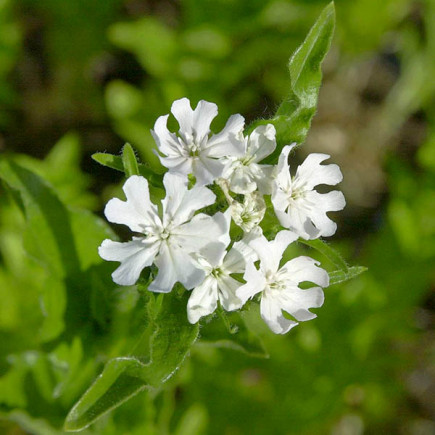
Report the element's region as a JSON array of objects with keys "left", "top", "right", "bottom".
[
  {"left": 98, "top": 238, "right": 159, "bottom": 286},
  {"left": 271, "top": 185, "right": 289, "bottom": 214},
  {"left": 280, "top": 256, "right": 329, "bottom": 287},
  {"left": 254, "top": 165, "right": 274, "bottom": 195},
  {"left": 152, "top": 114, "right": 182, "bottom": 156},
  {"left": 104, "top": 176, "right": 160, "bottom": 232},
  {"left": 171, "top": 98, "right": 194, "bottom": 134},
  {"left": 272, "top": 193, "right": 321, "bottom": 240},
  {"left": 250, "top": 230, "right": 297, "bottom": 274},
  {"left": 278, "top": 286, "right": 324, "bottom": 322},
  {"left": 187, "top": 276, "right": 219, "bottom": 324},
  {"left": 247, "top": 124, "right": 276, "bottom": 163},
  {"left": 225, "top": 228, "right": 262, "bottom": 272},
  {"left": 304, "top": 190, "right": 346, "bottom": 237},
  {"left": 228, "top": 166, "right": 257, "bottom": 194},
  {"left": 192, "top": 100, "right": 218, "bottom": 142},
  {"left": 260, "top": 293, "right": 298, "bottom": 334},
  {"left": 237, "top": 262, "right": 266, "bottom": 303},
  {"left": 193, "top": 155, "right": 225, "bottom": 186},
  {"left": 294, "top": 153, "right": 343, "bottom": 190},
  {"left": 162, "top": 173, "right": 216, "bottom": 226},
  {"left": 157, "top": 154, "right": 192, "bottom": 176},
  {"left": 206, "top": 114, "right": 245, "bottom": 157},
  {"left": 272, "top": 147, "right": 345, "bottom": 239},
  {"left": 149, "top": 241, "right": 204, "bottom": 293},
  {"left": 218, "top": 275, "right": 244, "bottom": 311},
  {"left": 222, "top": 245, "right": 245, "bottom": 274},
  {"left": 171, "top": 211, "right": 229, "bottom": 254},
  {"left": 274, "top": 144, "right": 296, "bottom": 192},
  {"left": 197, "top": 242, "right": 228, "bottom": 269}
]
